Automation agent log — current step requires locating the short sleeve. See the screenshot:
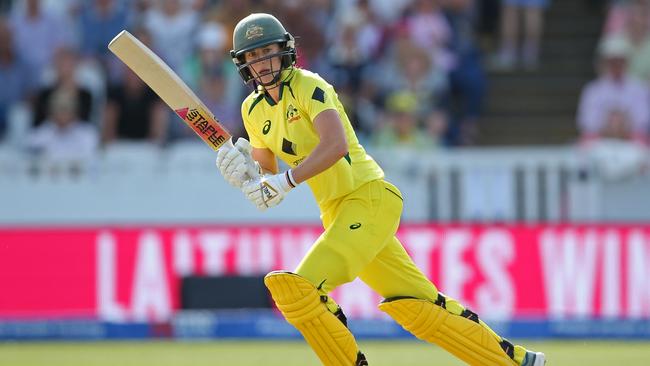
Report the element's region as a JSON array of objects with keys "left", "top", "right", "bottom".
[{"left": 301, "top": 76, "right": 339, "bottom": 122}]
